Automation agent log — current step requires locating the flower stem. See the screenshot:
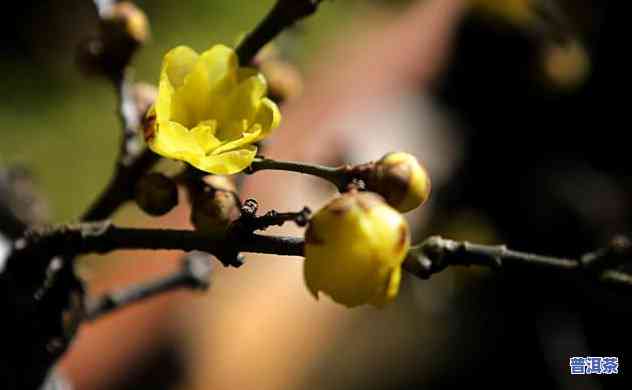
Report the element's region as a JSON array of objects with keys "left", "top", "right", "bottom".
[{"left": 247, "top": 157, "right": 350, "bottom": 190}]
